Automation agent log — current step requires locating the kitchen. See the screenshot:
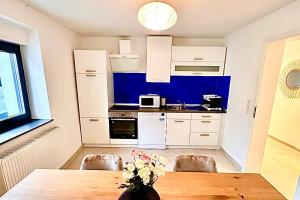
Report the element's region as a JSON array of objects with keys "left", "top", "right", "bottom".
[{"left": 74, "top": 37, "right": 230, "bottom": 151}]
